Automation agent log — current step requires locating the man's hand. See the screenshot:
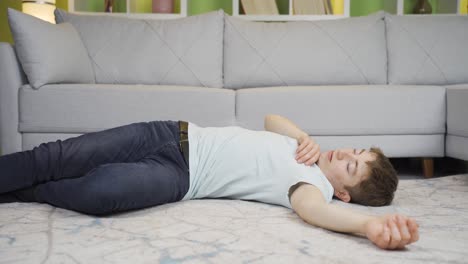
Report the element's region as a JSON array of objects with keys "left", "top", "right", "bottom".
[
  {"left": 365, "top": 214, "right": 419, "bottom": 250},
  {"left": 295, "top": 134, "right": 321, "bottom": 166}
]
